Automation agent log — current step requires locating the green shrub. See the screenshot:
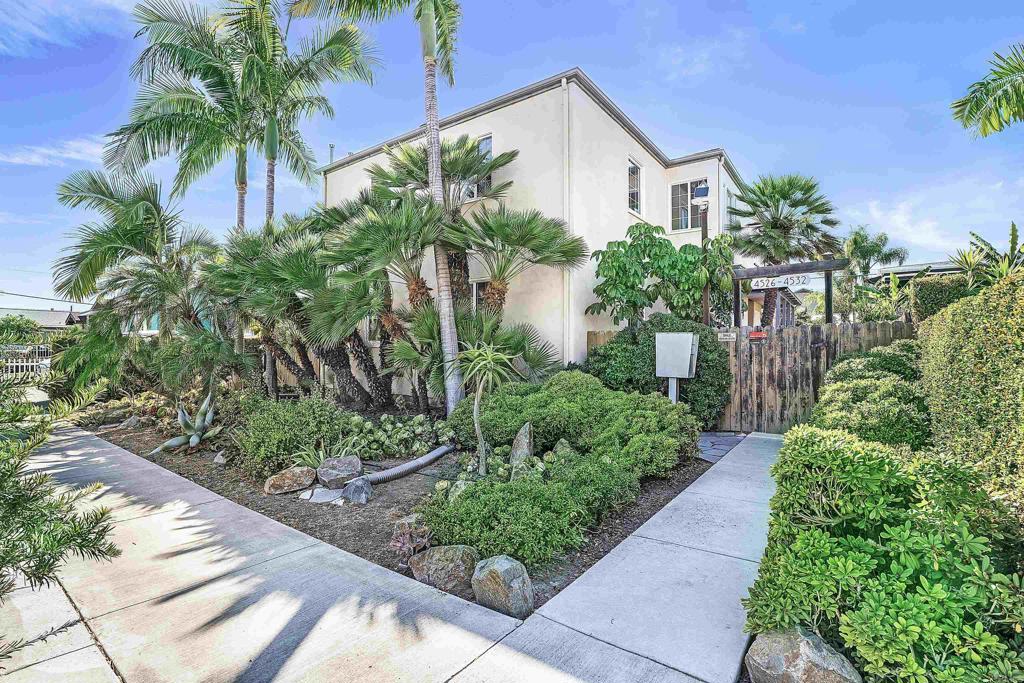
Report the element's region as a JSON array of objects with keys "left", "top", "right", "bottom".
[
  {"left": 585, "top": 314, "right": 731, "bottom": 428},
  {"left": 810, "top": 378, "right": 930, "bottom": 450},
  {"left": 233, "top": 397, "right": 351, "bottom": 478},
  {"left": 549, "top": 456, "right": 640, "bottom": 527},
  {"left": 910, "top": 273, "right": 974, "bottom": 323},
  {"left": 919, "top": 273, "right": 1024, "bottom": 521},
  {"left": 423, "top": 478, "right": 586, "bottom": 566},
  {"left": 610, "top": 433, "right": 680, "bottom": 478},
  {"left": 824, "top": 350, "right": 919, "bottom": 385},
  {"left": 745, "top": 426, "right": 1024, "bottom": 682}
]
